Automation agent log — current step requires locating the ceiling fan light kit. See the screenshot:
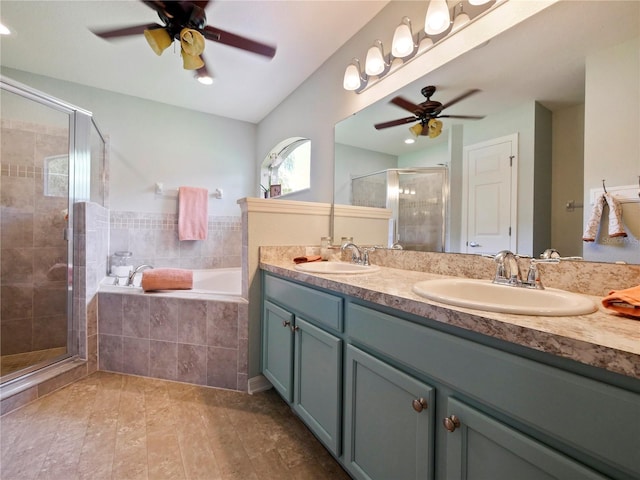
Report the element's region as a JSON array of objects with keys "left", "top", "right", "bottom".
[
  {"left": 374, "top": 85, "right": 485, "bottom": 141},
  {"left": 91, "top": 0, "right": 276, "bottom": 84},
  {"left": 143, "top": 27, "right": 172, "bottom": 55},
  {"left": 343, "top": 0, "right": 501, "bottom": 93}
]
